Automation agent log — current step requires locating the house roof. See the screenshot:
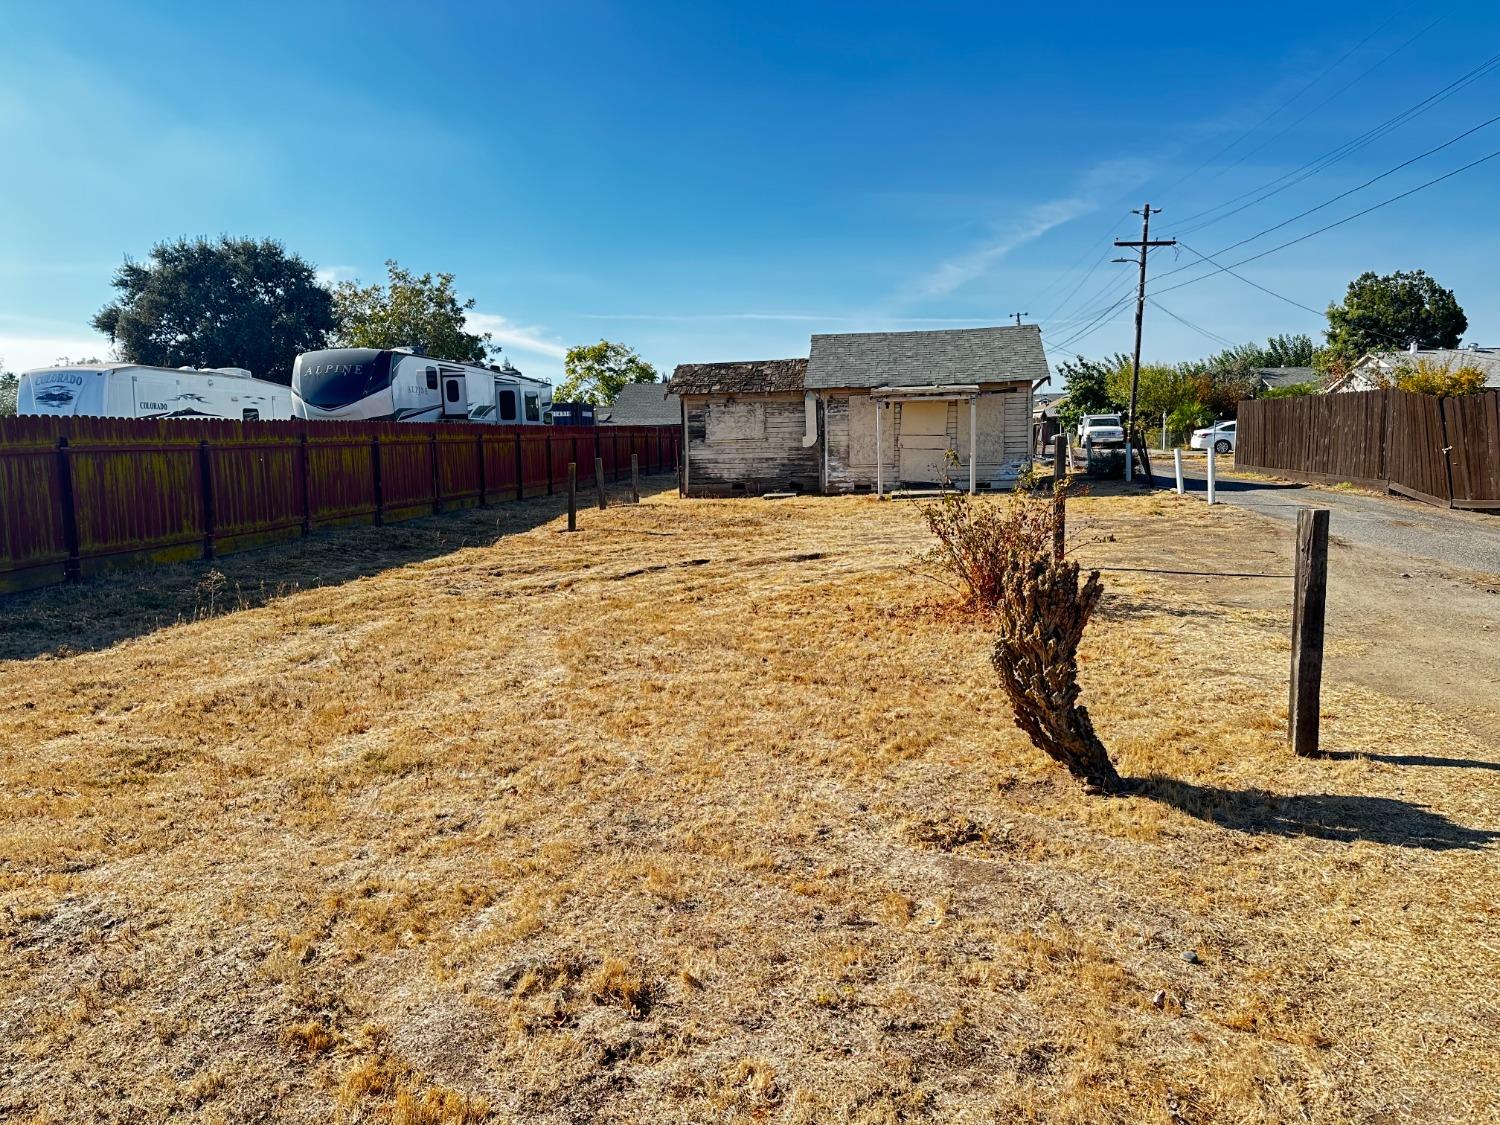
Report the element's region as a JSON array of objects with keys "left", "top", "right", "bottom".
[
  {"left": 1256, "top": 366, "right": 1319, "bottom": 389},
  {"left": 1350, "top": 348, "right": 1500, "bottom": 393},
  {"left": 599, "top": 381, "right": 681, "bottom": 425},
  {"left": 804, "top": 324, "right": 1048, "bottom": 390},
  {"left": 667, "top": 358, "right": 807, "bottom": 395}
]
